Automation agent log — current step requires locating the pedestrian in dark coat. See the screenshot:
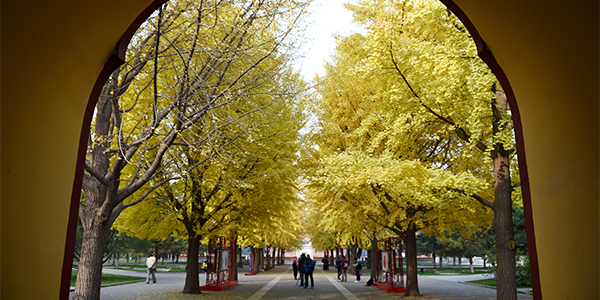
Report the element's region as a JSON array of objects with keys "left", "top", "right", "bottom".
[
  {"left": 292, "top": 258, "right": 299, "bottom": 279},
  {"left": 335, "top": 255, "right": 342, "bottom": 279},
  {"left": 298, "top": 253, "right": 307, "bottom": 287},
  {"left": 321, "top": 255, "right": 329, "bottom": 270},
  {"left": 303, "top": 254, "right": 315, "bottom": 289}
]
